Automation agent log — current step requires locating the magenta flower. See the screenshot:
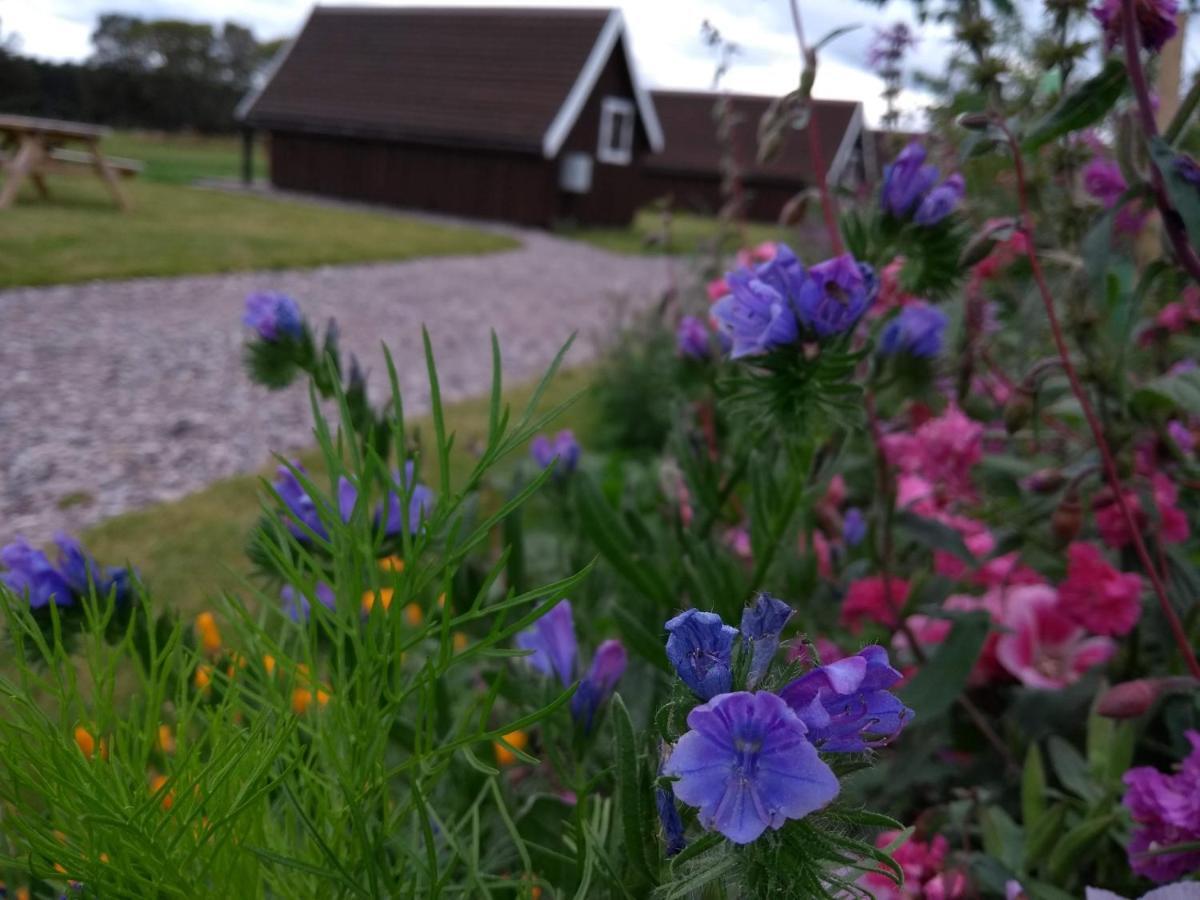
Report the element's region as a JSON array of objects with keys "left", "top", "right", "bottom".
[
  {"left": 1095, "top": 473, "right": 1190, "bottom": 548},
  {"left": 1057, "top": 542, "right": 1143, "bottom": 637},
  {"left": 515, "top": 599, "right": 578, "bottom": 687},
  {"left": 840, "top": 575, "right": 910, "bottom": 632},
  {"left": 1122, "top": 731, "right": 1200, "bottom": 882},
  {"left": 993, "top": 585, "right": 1116, "bottom": 689},
  {"left": 778, "top": 645, "right": 914, "bottom": 752},
  {"left": 663, "top": 691, "right": 839, "bottom": 844},
  {"left": 1093, "top": 0, "right": 1179, "bottom": 53}
]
